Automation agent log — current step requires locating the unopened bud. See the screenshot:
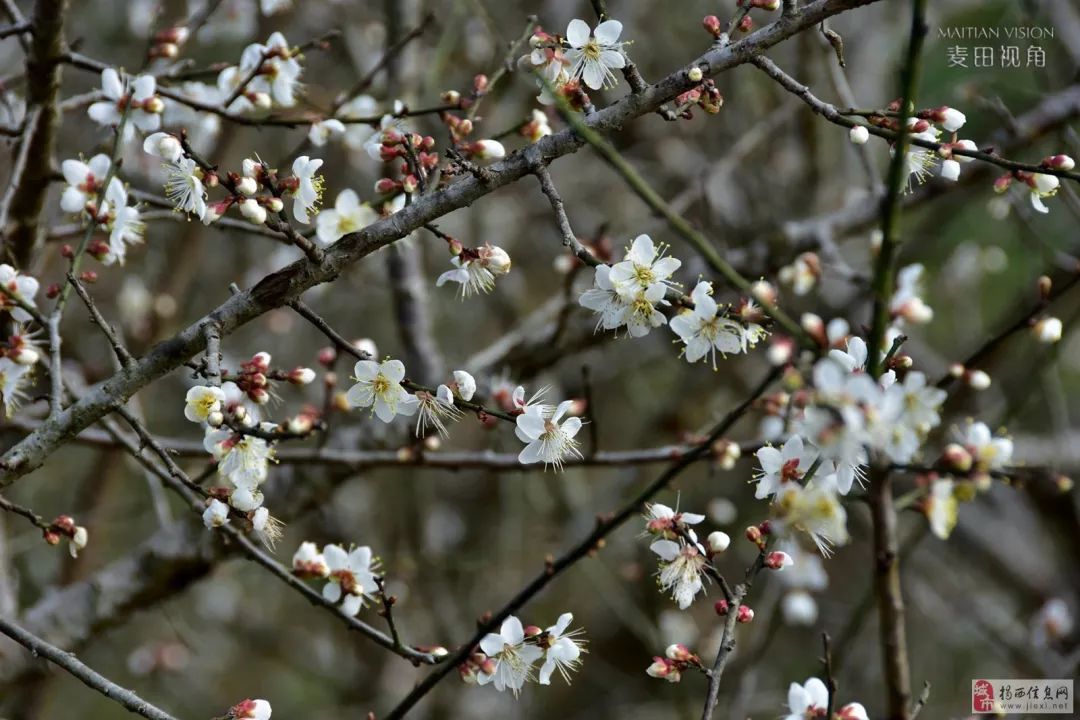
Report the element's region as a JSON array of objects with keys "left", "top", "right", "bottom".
[
  {"left": 765, "top": 551, "right": 793, "bottom": 570},
  {"left": 236, "top": 176, "right": 258, "bottom": 196},
  {"left": 80, "top": 270, "right": 98, "bottom": 283},
  {"left": 665, "top": 643, "right": 694, "bottom": 662},
  {"left": 736, "top": 605, "right": 755, "bottom": 623},
  {"left": 687, "top": 66, "right": 703, "bottom": 83},
  {"left": 288, "top": 367, "right": 316, "bottom": 385},
  {"left": 745, "top": 525, "right": 763, "bottom": 544},
  {"left": 240, "top": 198, "right": 267, "bottom": 224},
  {"left": 317, "top": 347, "right": 337, "bottom": 367},
  {"left": 702, "top": 15, "right": 722, "bottom": 38},
  {"left": 707, "top": 531, "right": 731, "bottom": 554},
  {"left": 714, "top": 599, "right": 729, "bottom": 616},
  {"left": 143, "top": 96, "right": 164, "bottom": 114},
  {"left": 942, "top": 443, "right": 973, "bottom": 473},
  {"left": 523, "top": 625, "right": 542, "bottom": 638},
  {"left": 966, "top": 369, "right": 991, "bottom": 390},
  {"left": 207, "top": 410, "right": 224, "bottom": 428},
  {"left": 1033, "top": 316, "right": 1063, "bottom": 344},
  {"left": 849, "top": 125, "right": 870, "bottom": 145},
  {"left": 1046, "top": 154, "right": 1075, "bottom": 171}
]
